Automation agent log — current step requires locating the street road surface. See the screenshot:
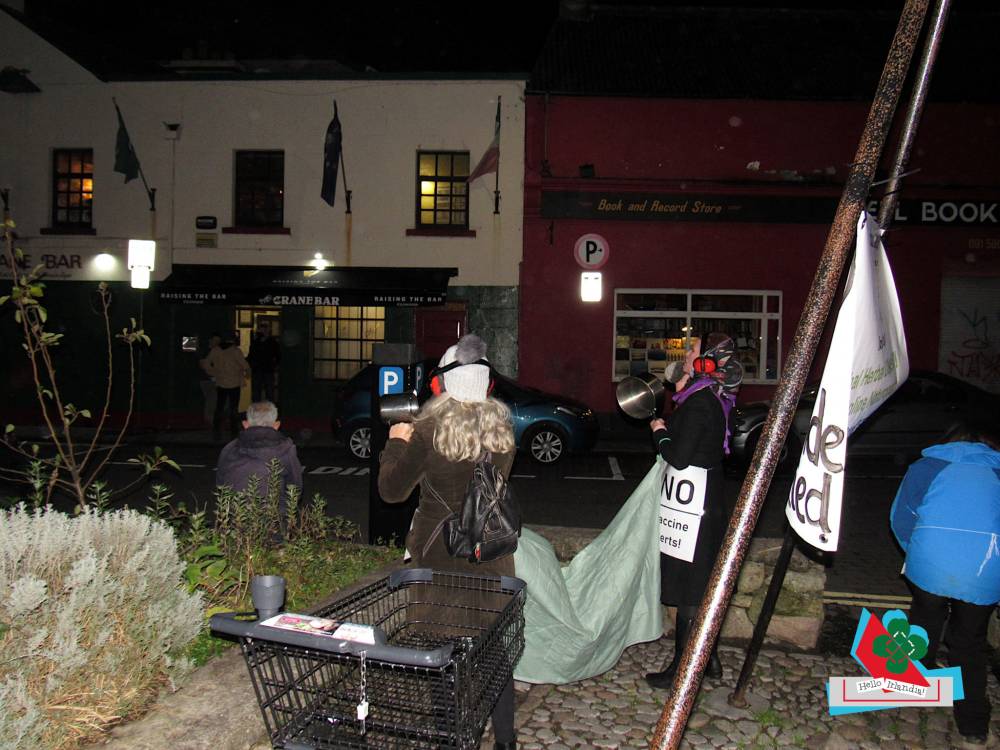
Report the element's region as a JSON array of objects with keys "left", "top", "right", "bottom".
[{"left": 1, "top": 437, "right": 907, "bottom": 607}]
